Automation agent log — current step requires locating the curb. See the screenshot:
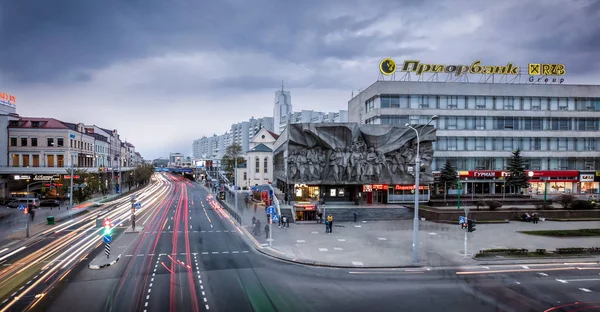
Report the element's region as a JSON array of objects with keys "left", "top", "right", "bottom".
[
  {"left": 221, "top": 204, "right": 425, "bottom": 269},
  {"left": 88, "top": 254, "right": 121, "bottom": 269}
]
